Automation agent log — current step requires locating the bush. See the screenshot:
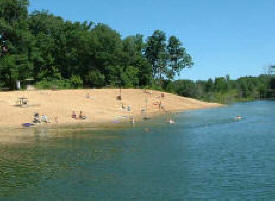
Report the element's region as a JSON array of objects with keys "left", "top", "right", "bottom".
[
  {"left": 85, "top": 70, "right": 105, "bottom": 88},
  {"left": 35, "top": 79, "right": 73, "bottom": 89},
  {"left": 70, "top": 75, "right": 83, "bottom": 89},
  {"left": 120, "top": 66, "right": 139, "bottom": 88}
]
